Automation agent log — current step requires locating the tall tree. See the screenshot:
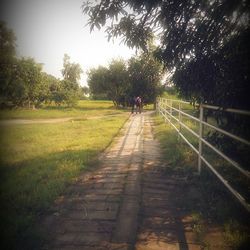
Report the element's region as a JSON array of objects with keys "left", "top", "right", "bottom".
[
  {"left": 106, "top": 59, "right": 129, "bottom": 106},
  {"left": 87, "top": 59, "right": 128, "bottom": 106},
  {"left": 0, "top": 21, "right": 16, "bottom": 104},
  {"left": 61, "top": 54, "right": 83, "bottom": 84},
  {"left": 60, "top": 54, "right": 83, "bottom": 107},
  {"left": 10, "top": 58, "right": 43, "bottom": 108},
  {"left": 128, "top": 52, "right": 163, "bottom": 105},
  {"left": 87, "top": 54, "right": 163, "bottom": 106},
  {"left": 87, "top": 65, "right": 109, "bottom": 100},
  {"left": 83, "top": 0, "right": 250, "bottom": 109},
  {"left": 40, "top": 72, "right": 60, "bottom": 104}
]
